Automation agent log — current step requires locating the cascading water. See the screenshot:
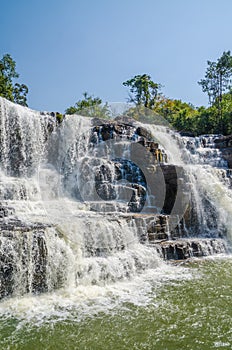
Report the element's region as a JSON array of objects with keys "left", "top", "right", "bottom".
[
  {"left": 0, "top": 96, "right": 231, "bottom": 318},
  {"left": 146, "top": 125, "right": 232, "bottom": 239},
  {"left": 0, "top": 98, "right": 167, "bottom": 301},
  {"left": 180, "top": 134, "right": 232, "bottom": 239}
]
